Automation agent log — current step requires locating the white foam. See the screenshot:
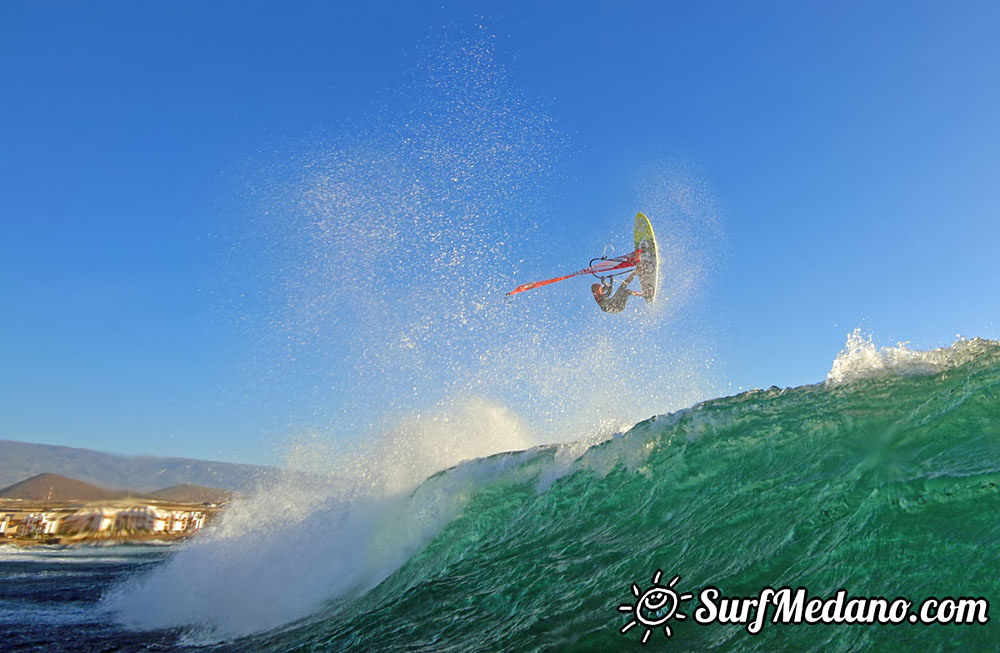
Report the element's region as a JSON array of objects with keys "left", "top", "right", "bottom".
[
  {"left": 106, "top": 398, "right": 536, "bottom": 641},
  {"left": 826, "top": 328, "right": 993, "bottom": 385}
]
